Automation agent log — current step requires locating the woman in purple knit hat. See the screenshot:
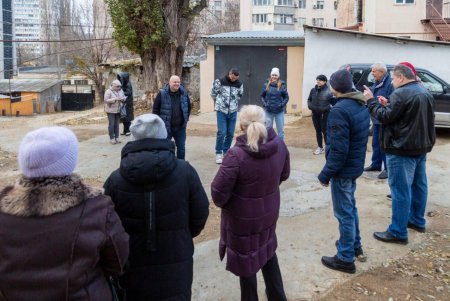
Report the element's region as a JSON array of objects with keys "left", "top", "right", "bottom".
[{"left": 211, "top": 105, "right": 290, "bottom": 301}]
